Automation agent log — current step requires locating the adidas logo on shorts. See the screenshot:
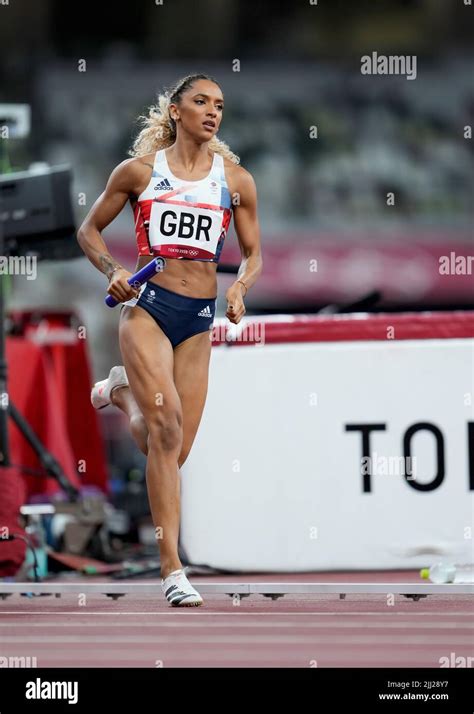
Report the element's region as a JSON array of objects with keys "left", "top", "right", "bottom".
[
  {"left": 197, "top": 305, "right": 212, "bottom": 318},
  {"left": 154, "top": 178, "right": 172, "bottom": 191}
]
